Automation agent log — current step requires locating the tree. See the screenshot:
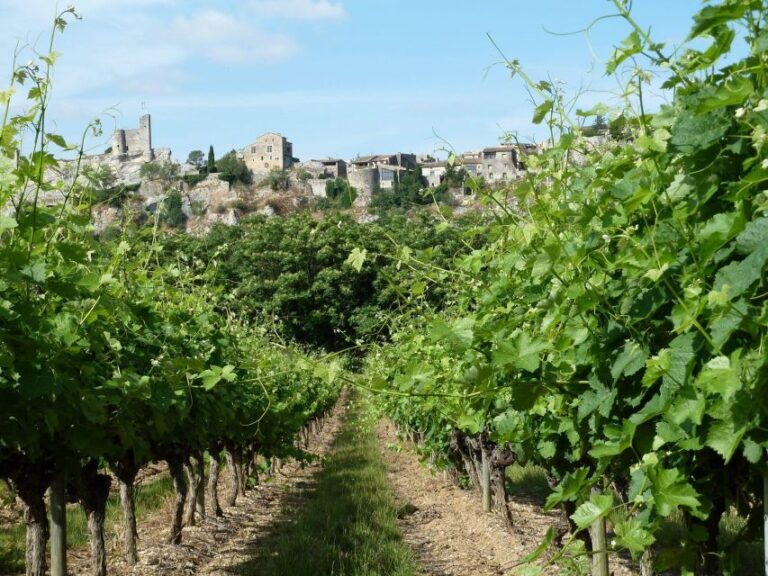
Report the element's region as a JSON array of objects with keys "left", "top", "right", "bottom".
[
  {"left": 593, "top": 113, "right": 608, "bottom": 133},
  {"left": 322, "top": 178, "right": 357, "bottom": 209},
  {"left": 160, "top": 191, "right": 186, "bottom": 229},
  {"left": 216, "top": 150, "right": 252, "bottom": 185},
  {"left": 139, "top": 160, "right": 179, "bottom": 189},
  {"left": 266, "top": 169, "right": 290, "bottom": 191},
  {"left": 186, "top": 150, "right": 204, "bottom": 169},
  {"left": 207, "top": 145, "right": 216, "bottom": 174}
]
